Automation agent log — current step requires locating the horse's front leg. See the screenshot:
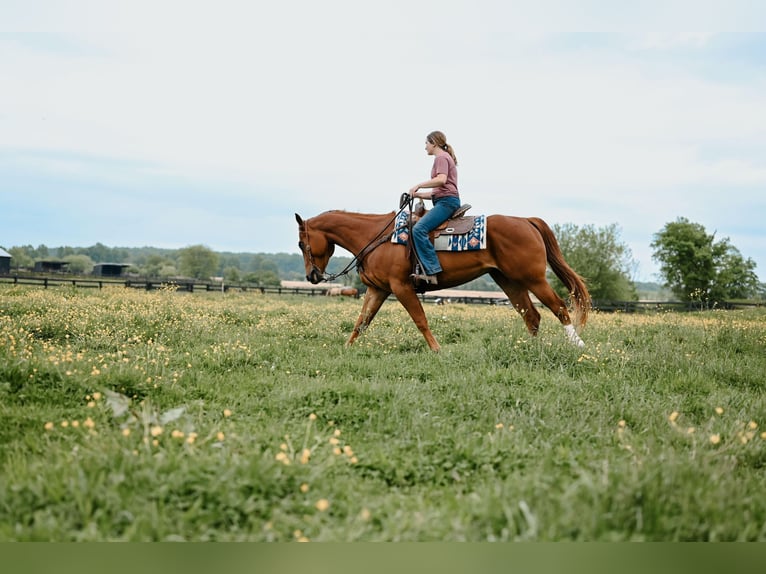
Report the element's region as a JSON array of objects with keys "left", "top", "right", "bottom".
[
  {"left": 347, "top": 286, "right": 389, "bottom": 346},
  {"left": 391, "top": 284, "right": 441, "bottom": 352}
]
